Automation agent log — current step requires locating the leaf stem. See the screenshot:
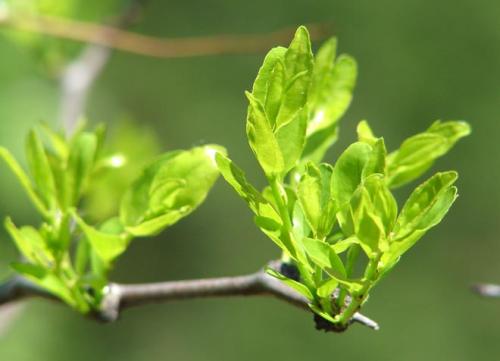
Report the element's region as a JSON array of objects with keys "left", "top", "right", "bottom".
[
  {"left": 269, "top": 176, "right": 293, "bottom": 232},
  {"left": 338, "top": 244, "right": 361, "bottom": 308},
  {"left": 336, "top": 253, "right": 381, "bottom": 326}
]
